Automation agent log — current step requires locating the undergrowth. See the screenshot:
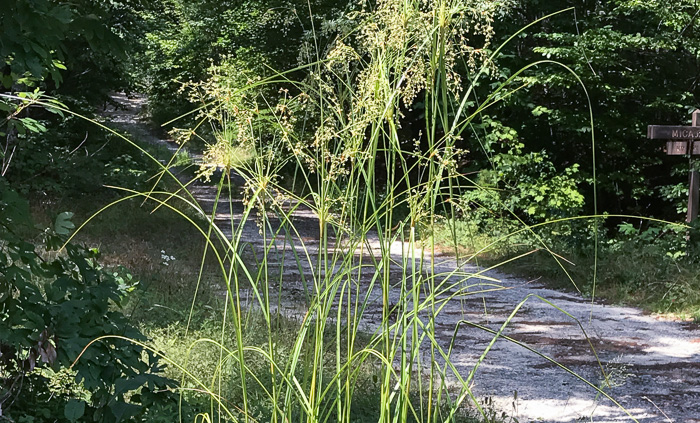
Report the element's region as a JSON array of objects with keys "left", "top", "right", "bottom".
[{"left": 431, "top": 218, "right": 700, "bottom": 320}]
